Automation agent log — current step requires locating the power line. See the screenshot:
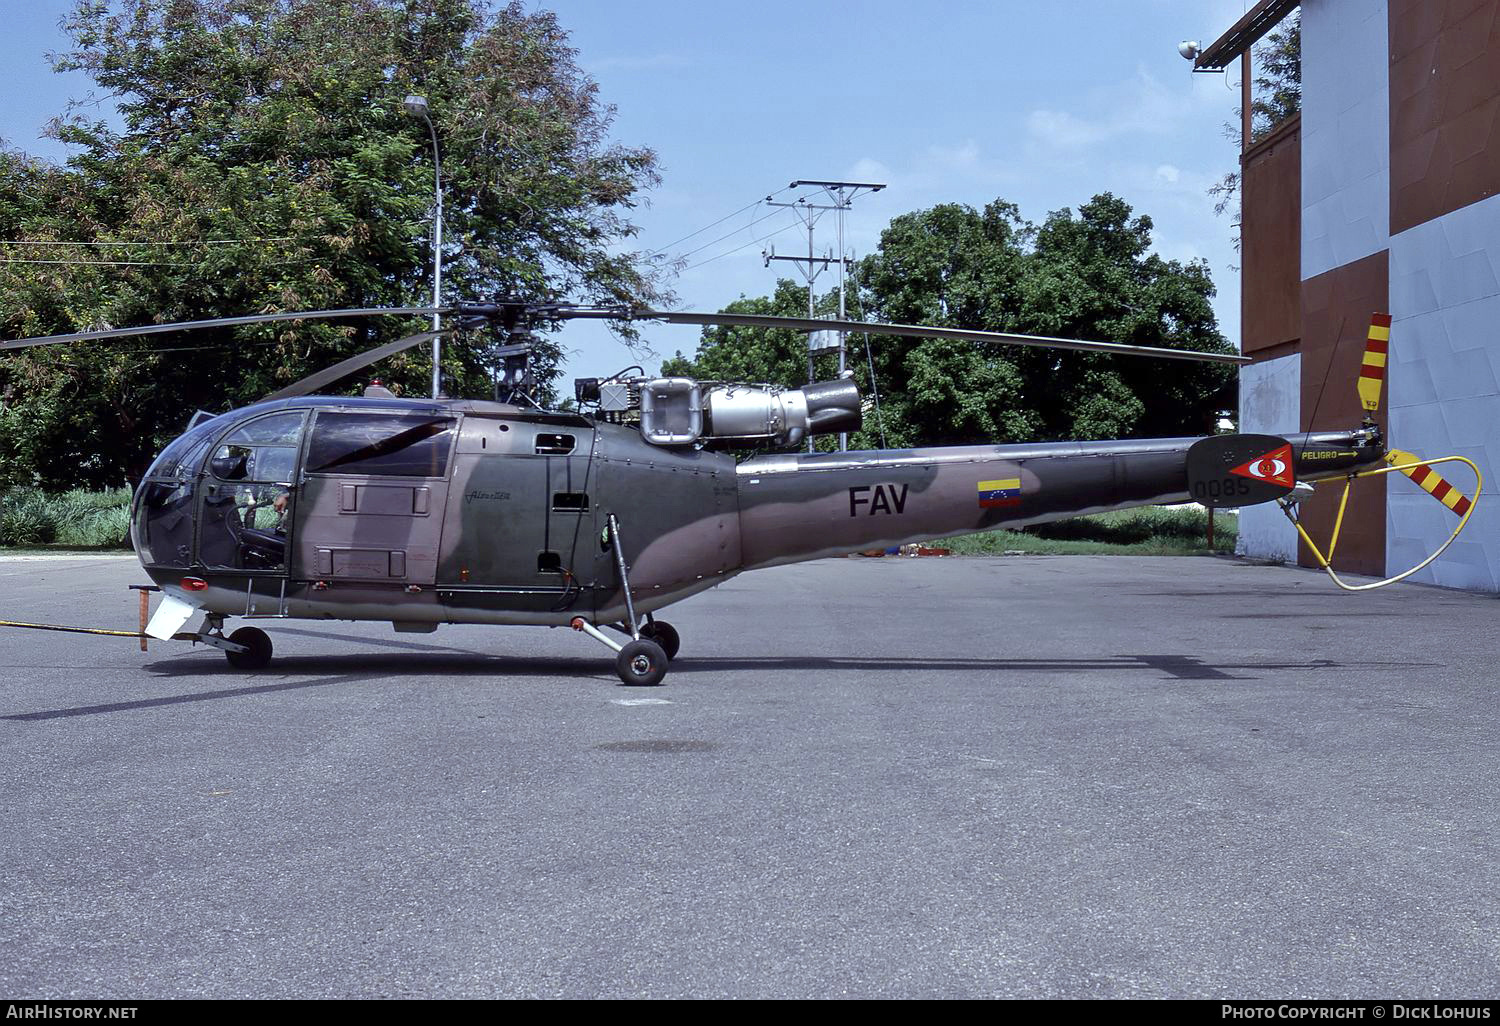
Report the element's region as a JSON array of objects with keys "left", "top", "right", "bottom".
[
  {"left": 673, "top": 204, "right": 788, "bottom": 262},
  {"left": 678, "top": 217, "right": 802, "bottom": 273},
  {"left": 647, "top": 186, "right": 791, "bottom": 256}
]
